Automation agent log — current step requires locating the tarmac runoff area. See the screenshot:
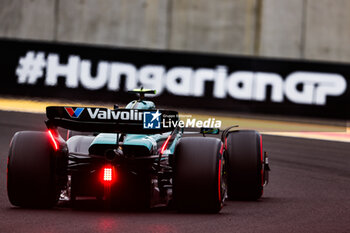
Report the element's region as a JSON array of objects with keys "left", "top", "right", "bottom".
[{"left": 0, "top": 97, "right": 349, "bottom": 143}]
